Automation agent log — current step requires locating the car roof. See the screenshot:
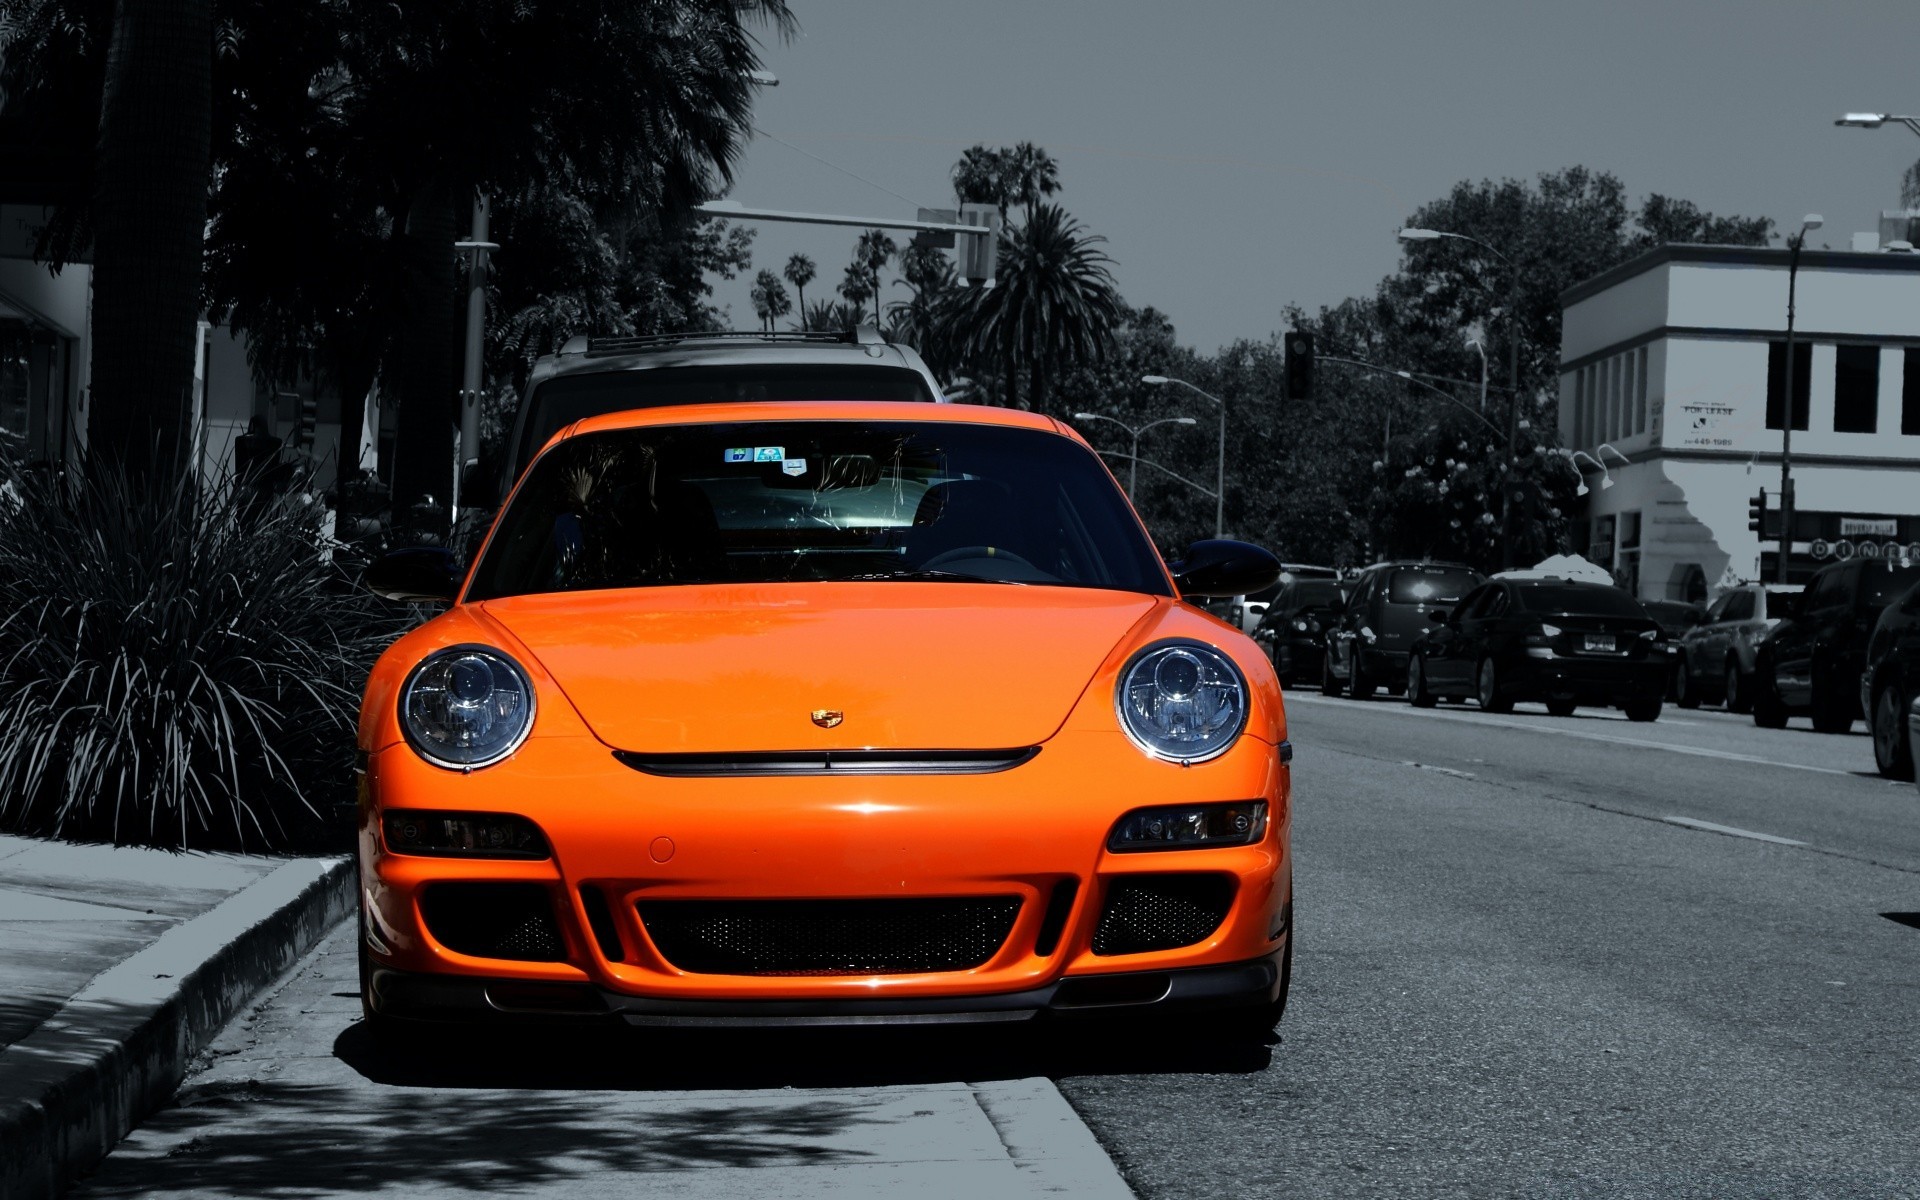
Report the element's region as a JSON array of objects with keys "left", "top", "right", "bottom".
[{"left": 528, "top": 329, "right": 944, "bottom": 395}]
